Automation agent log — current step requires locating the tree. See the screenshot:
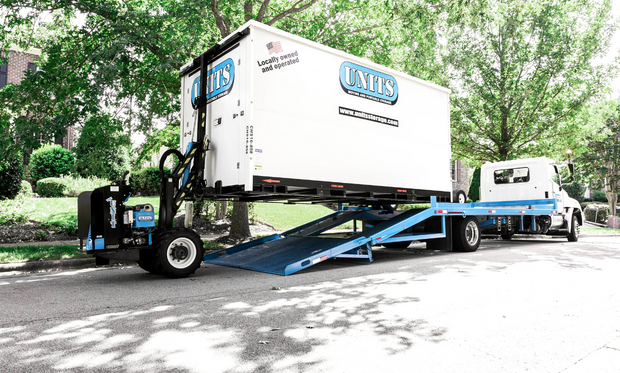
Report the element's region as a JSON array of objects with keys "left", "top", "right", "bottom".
[
  {"left": 579, "top": 103, "right": 620, "bottom": 216},
  {"left": 1, "top": 0, "right": 449, "bottom": 239},
  {"left": 468, "top": 167, "right": 481, "bottom": 202},
  {"left": 73, "top": 114, "right": 130, "bottom": 181},
  {"left": 447, "top": 0, "right": 618, "bottom": 164}
]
